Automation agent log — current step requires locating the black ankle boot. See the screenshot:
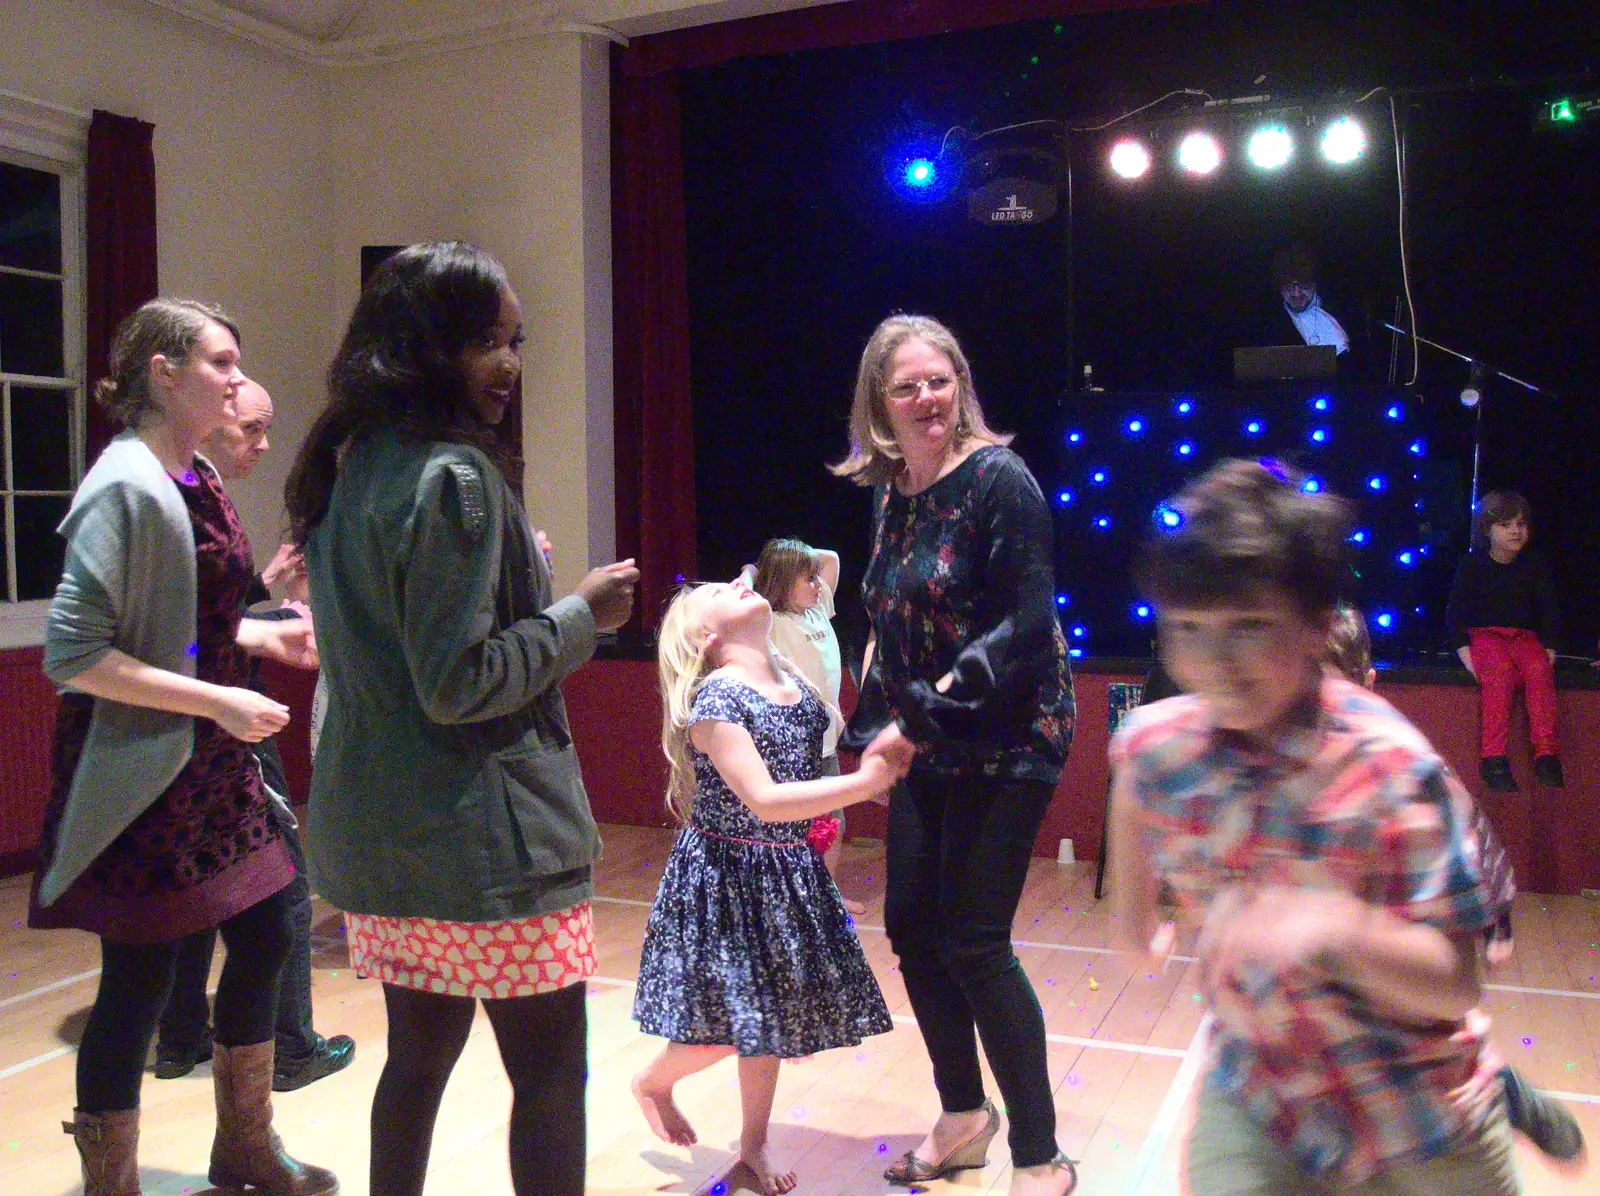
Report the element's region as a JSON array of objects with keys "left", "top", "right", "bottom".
[
  {"left": 1533, "top": 755, "right": 1565, "bottom": 787},
  {"left": 1480, "top": 756, "right": 1518, "bottom": 791},
  {"left": 154, "top": 1024, "right": 214, "bottom": 1080}
]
